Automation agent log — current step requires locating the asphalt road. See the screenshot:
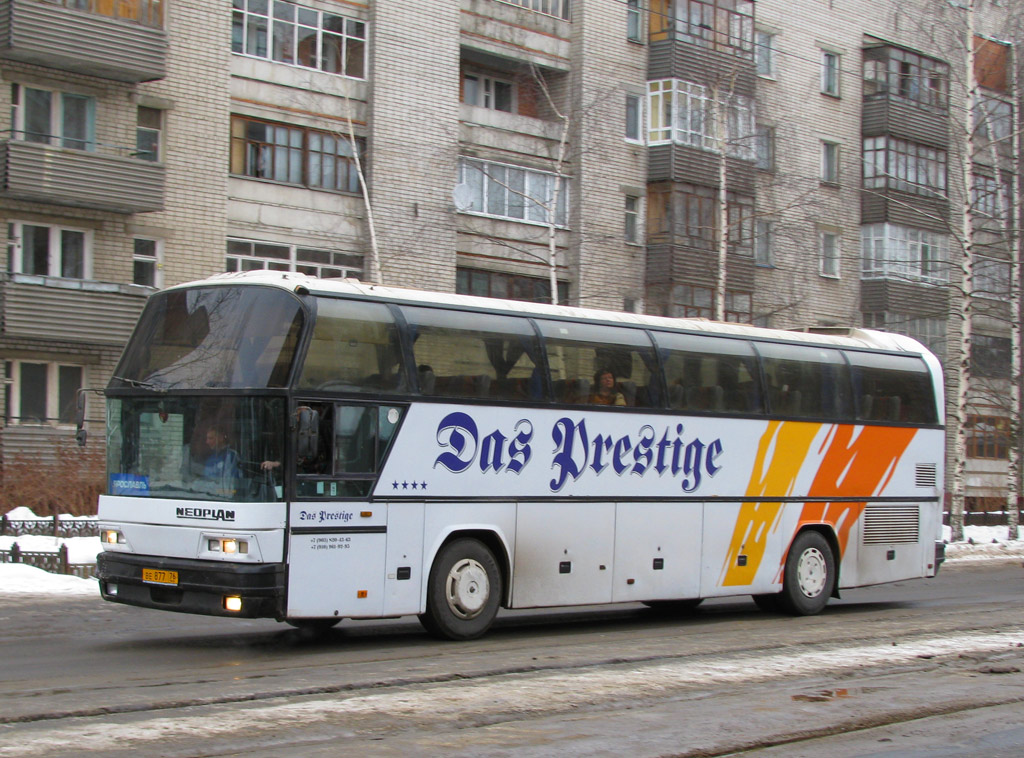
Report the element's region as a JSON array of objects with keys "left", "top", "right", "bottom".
[{"left": 1, "top": 561, "right": 1022, "bottom": 757}]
